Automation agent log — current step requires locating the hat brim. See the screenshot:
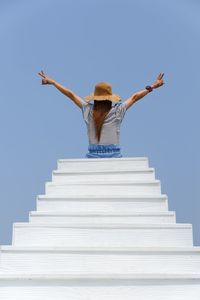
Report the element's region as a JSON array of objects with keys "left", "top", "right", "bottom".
[{"left": 84, "top": 94, "right": 121, "bottom": 103}]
